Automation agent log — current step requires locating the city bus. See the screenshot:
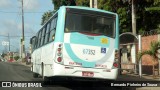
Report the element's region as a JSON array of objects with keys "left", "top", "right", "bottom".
[{"left": 30, "top": 6, "right": 119, "bottom": 81}]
